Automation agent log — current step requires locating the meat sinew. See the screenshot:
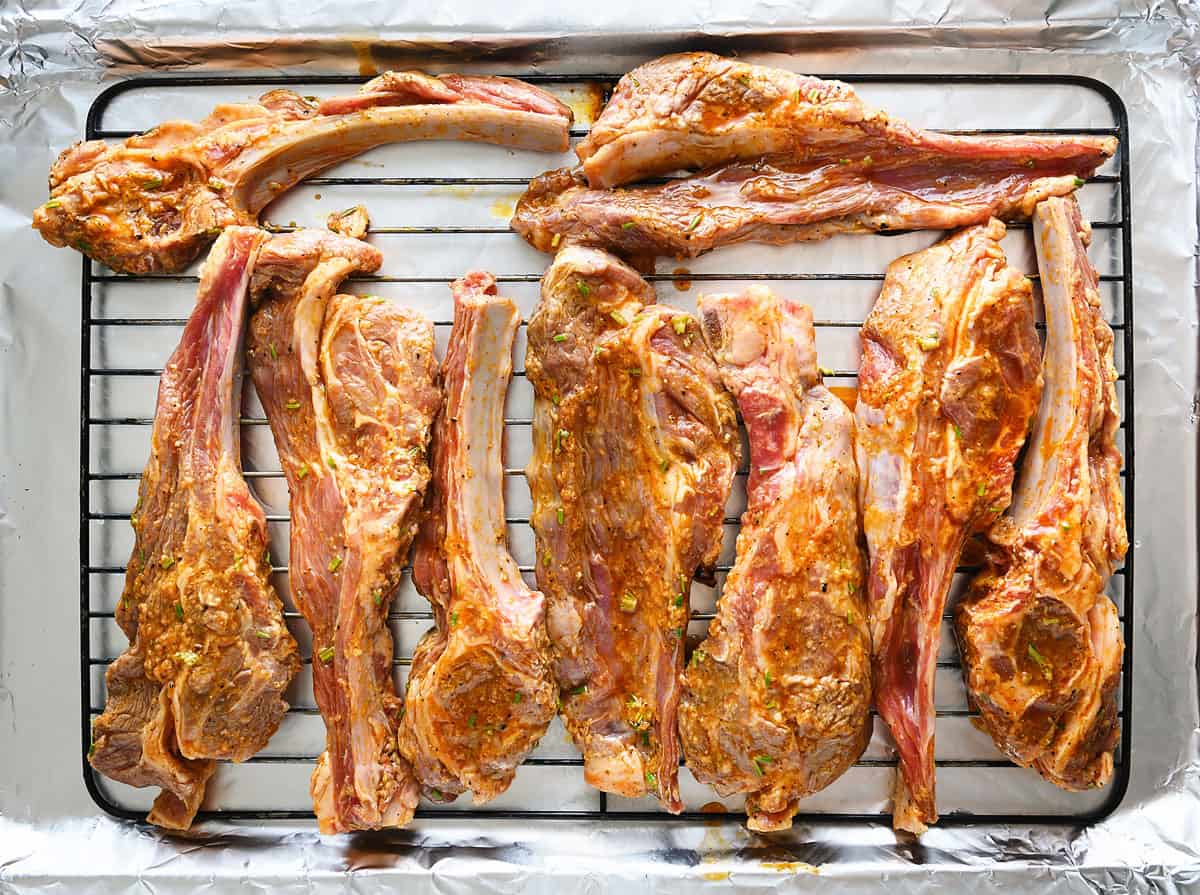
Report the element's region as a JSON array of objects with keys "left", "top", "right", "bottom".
[
  {"left": 89, "top": 227, "right": 300, "bottom": 830},
  {"left": 956, "top": 197, "right": 1126, "bottom": 791},
  {"left": 855, "top": 220, "right": 1044, "bottom": 834},
  {"left": 401, "top": 272, "right": 557, "bottom": 803},
  {"left": 512, "top": 52, "right": 1114, "bottom": 259},
  {"left": 680, "top": 288, "right": 871, "bottom": 832},
  {"left": 247, "top": 228, "right": 440, "bottom": 833},
  {"left": 525, "top": 246, "right": 741, "bottom": 811},
  {"left": 34, "top": 72, "right": 572, "bottom": 274}
]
